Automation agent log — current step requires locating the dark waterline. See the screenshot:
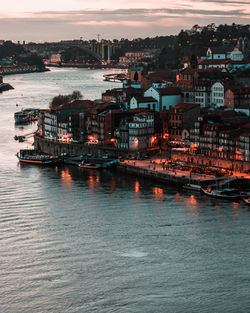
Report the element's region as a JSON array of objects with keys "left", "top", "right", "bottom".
[{"left": 0, "top": 68, "right": 250, "bottom": 313}]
